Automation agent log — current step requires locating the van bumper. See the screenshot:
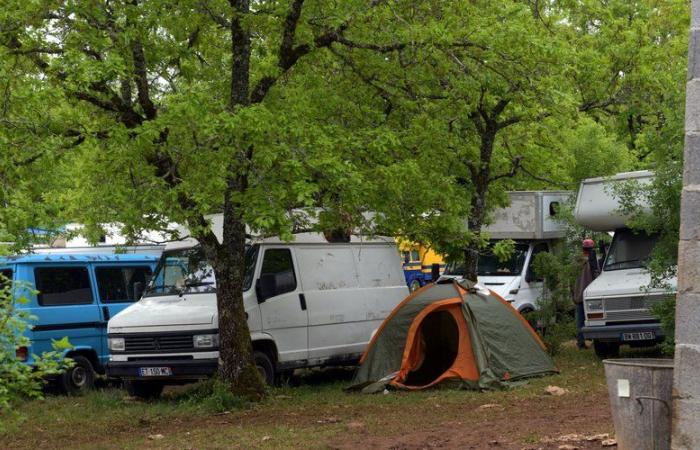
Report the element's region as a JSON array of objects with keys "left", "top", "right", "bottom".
[
  {"left": 582, "top": 322, "right": 664, "bottom": 341},
  {"left": 106, "top": 358, "right": 218, "bottom": 380}
]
